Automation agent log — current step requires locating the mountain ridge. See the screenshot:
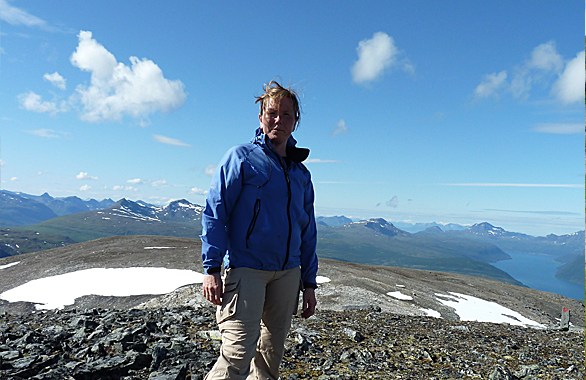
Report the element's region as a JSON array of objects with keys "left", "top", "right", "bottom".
[{"left": 0, "top": 191, "right": 582, "bottom": 299}]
